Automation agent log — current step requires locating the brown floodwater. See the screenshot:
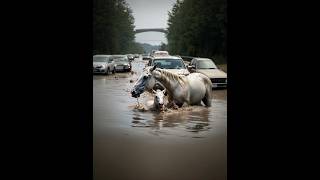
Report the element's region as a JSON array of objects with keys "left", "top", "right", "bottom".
[{"left": 93, "top": 58, "right": 227, "bottom": 180}]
